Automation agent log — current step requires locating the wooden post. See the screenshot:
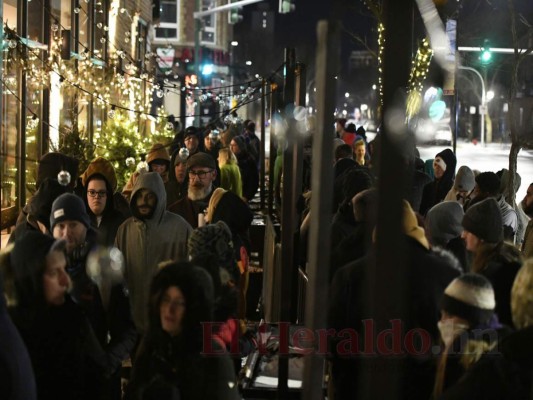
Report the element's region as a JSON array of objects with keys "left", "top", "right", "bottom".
[{"left": 302, "top": 20, "right": 339, "bottom": 400}]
